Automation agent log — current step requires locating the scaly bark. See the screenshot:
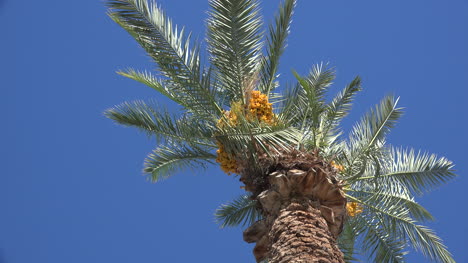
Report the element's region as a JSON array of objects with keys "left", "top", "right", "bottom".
[
  {"left": 242, "top": 158, "right": 347, "bottom": 263},
  {"left": 268, "top": 201, "right": 344, "bottom": 263}
]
